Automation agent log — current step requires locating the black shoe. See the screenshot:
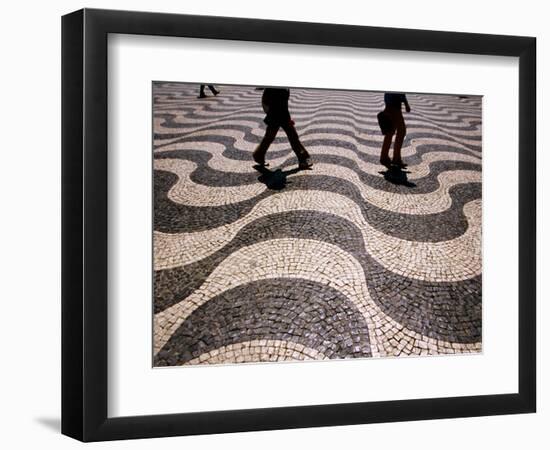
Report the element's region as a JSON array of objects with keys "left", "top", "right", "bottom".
[
  {"left": 253, "top": 151, "right": 267, "bottom": 167},
  {"left": 380, "top": 157, "right": 392, "bottom": 168},
  {"left": 392, "top": 160, "right": 408, "bottom": 169},
  {"left": 298, "top": 157, "right": 313, "bottom": 170}
]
